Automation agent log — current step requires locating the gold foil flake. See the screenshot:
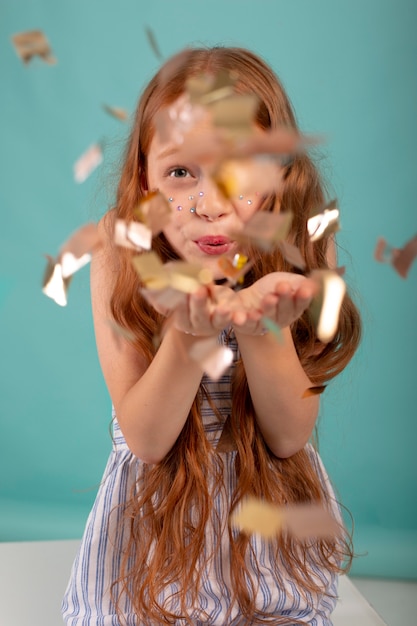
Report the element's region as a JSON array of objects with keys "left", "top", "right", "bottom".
[
  {"left": 145, "top": 26, "right": 163, "bottom": 61},
  {"left": 209, "top": 93, "right": 259, "bottom": 137},
  {"left": 134, "top": 191, "right": 172, "bottom": 235},
  {"left": 102, "top": 104, "right": 128, "bottom": 122},
  {"left": 42, "top": 256, "right": 70, "bottom": 307},
  {"left": 237, "top": 127, "right": 314, "bottom": 158},
  {"left": 374, "top": 234, "right": 417, "bottom": 278},
  {"left": 12, "top": 30, "right": 56, "bottom": 65},
  {"left": 309, "top": 270, "right": 346, "bottom": 343},
  {"left": 186, "top": 70, "right": 237, "bottom": 105},
  {"left": 59, "top": 223, "right": 101, "bottom": 278},
  {"left": 231, "top": 497, "right": 339, "bottom": 541},
  {"left": 132, "top": 252, "right": 170, "bottom": 290},
  {"left": 283, "top": 504, "right": 340, "bottom": 540},
  {"left": 132, "top": 252, "right": 213, "bottom": 293},
  {"left": 74, "top": 143, "right": 103, "bottom": 183},
  {"left": 106, "top": 319, "right": 136, "bottom": 346},
  {"left": 278, "top": 240, "right": 306, "bottom": 271},
  {"left": 114, "top": 219, "right": 152, "bottom": 251},
  {"left": 308, "top": 199, "right": 340, "bottom": 242},
  {"left": 217, "top": 254, "right": 253, "bottom": 285},
  {"left": 213, "top": 157, "right": 283, "bottom": 198},
  {"left": 302, "top": 385, "right": 326, "bottom": 398},
  {"left": 231, "top": 497, "right": 284, "bottom": 539},
  {"left": 155, "top": 94, "right": 209, "bottom": 145},
  {"left": 235, "top": 211, "right": 293, "bottom": 251},
  {"left": 188, "top": 338, "right": 234, "bottom": 381}
]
